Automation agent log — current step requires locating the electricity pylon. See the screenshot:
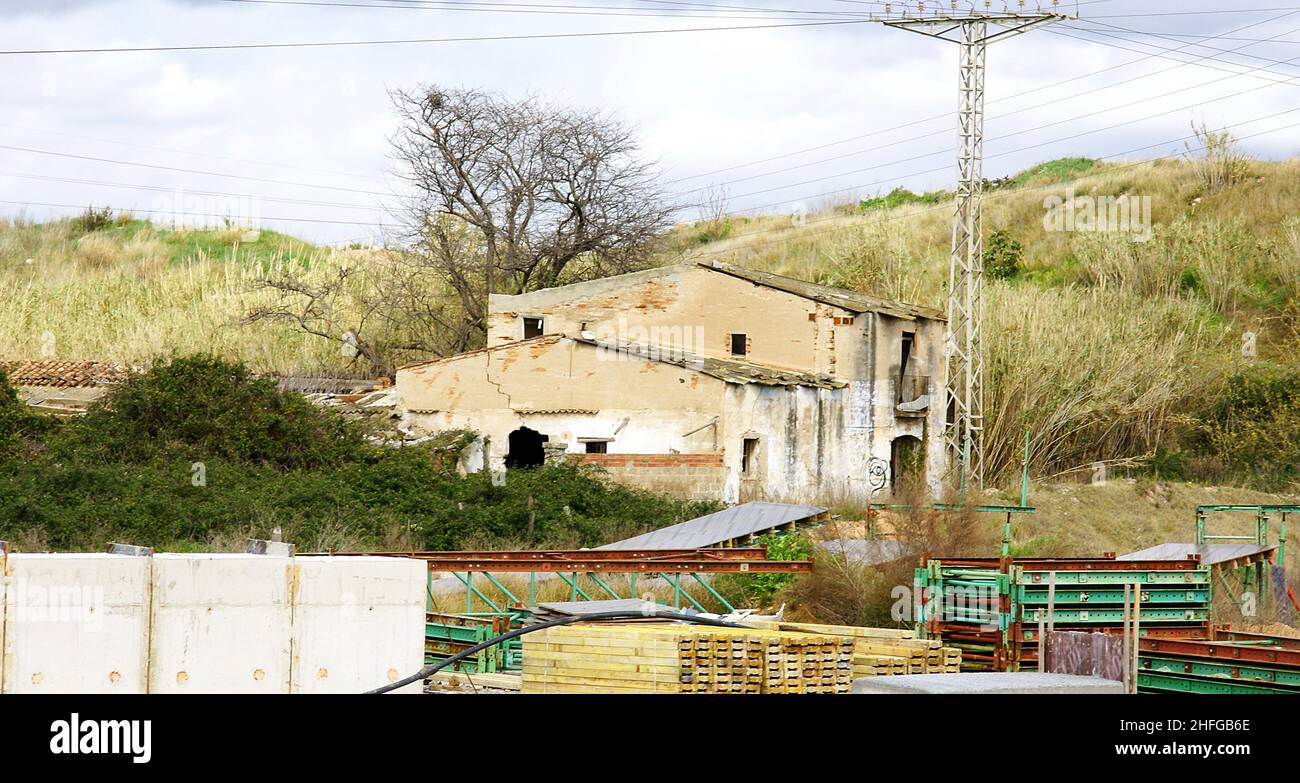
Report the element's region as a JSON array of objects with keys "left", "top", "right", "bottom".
[{"left": 876, "top": 4, "right": 1068, "bottom": 492}]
